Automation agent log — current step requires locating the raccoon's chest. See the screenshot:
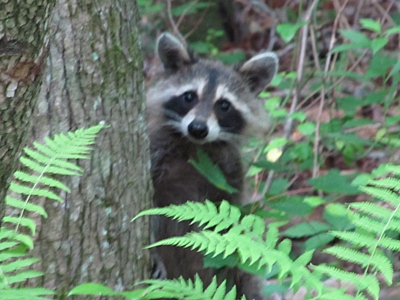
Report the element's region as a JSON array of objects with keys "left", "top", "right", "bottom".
[{"left": 150, "top": 140, "right": 243, "bottom": 206}]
